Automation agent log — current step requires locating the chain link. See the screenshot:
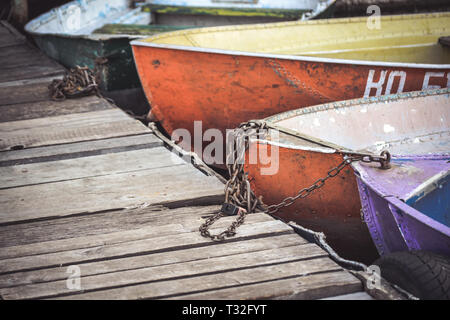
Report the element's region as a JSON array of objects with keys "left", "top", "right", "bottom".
[
  {"left": 199, "top": 121, "right": 265, "bottom": 241},
  {"left": 199, "top": 121, "right": 391, "bottom": 241},
  {"left": 49, "top": 65, "right": 100, "bottom": 101},
  {"left": 48, "top": 57, "right": 110, "bottom": 101},
  {"left": 199, "top": 209, "right": 247, "bottom": 241}
]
